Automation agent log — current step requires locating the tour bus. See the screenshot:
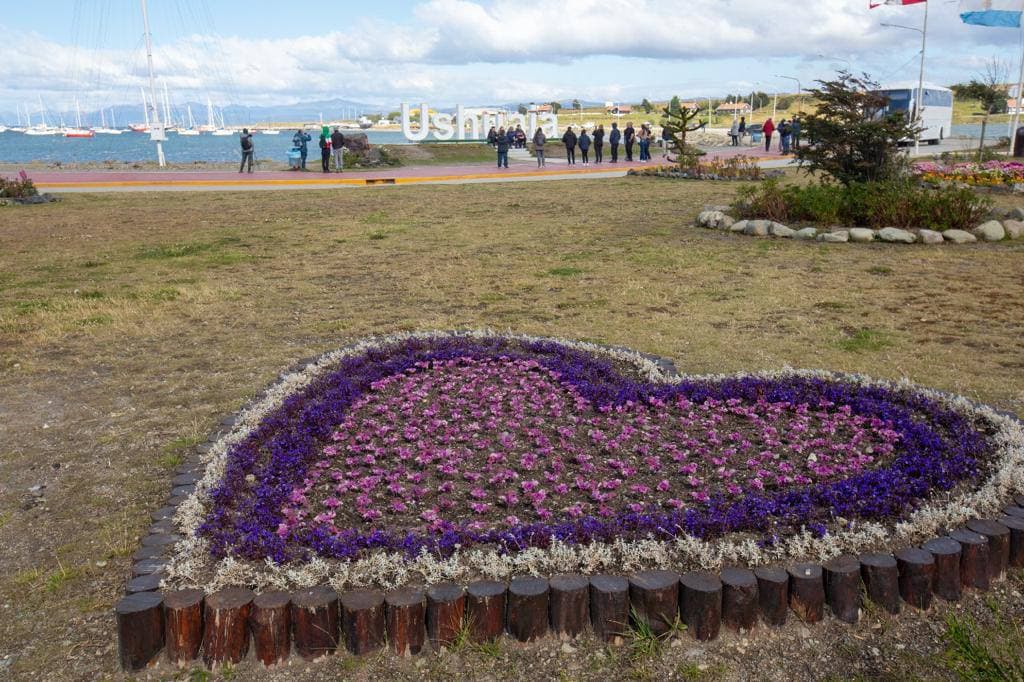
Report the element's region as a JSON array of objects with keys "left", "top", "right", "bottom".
[{"left": 872, "top": 81, "right": 954, "bottom": 145}]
